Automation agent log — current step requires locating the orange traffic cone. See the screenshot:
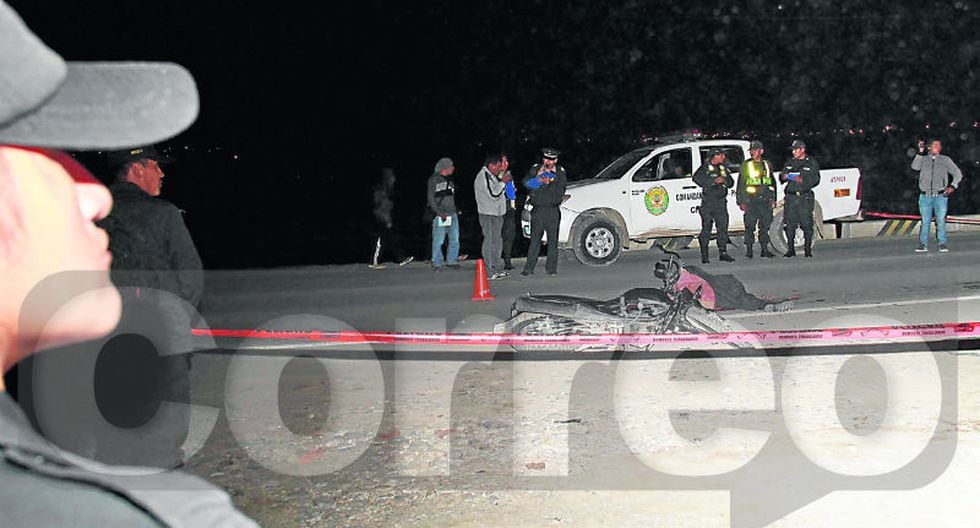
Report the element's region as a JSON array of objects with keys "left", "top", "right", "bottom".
[{"left": 471, "top": 259, "right": 495, "bottom": 301}]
